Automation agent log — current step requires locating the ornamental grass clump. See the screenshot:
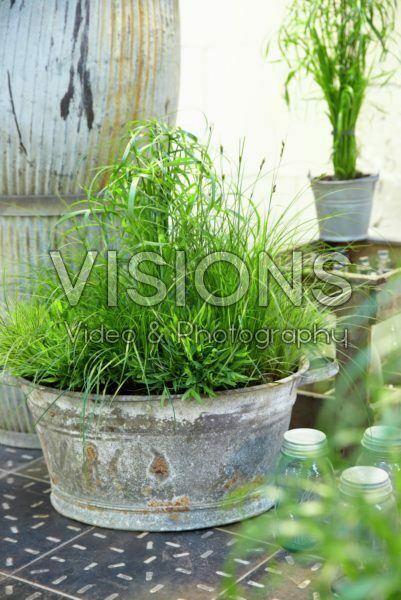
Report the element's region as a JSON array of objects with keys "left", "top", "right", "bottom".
[
  {"left": 0, "top": 120, "right": 328, "bottom": 401},
  {"left": 277, "top": 0, "right": 398, "bottom": 180}
]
